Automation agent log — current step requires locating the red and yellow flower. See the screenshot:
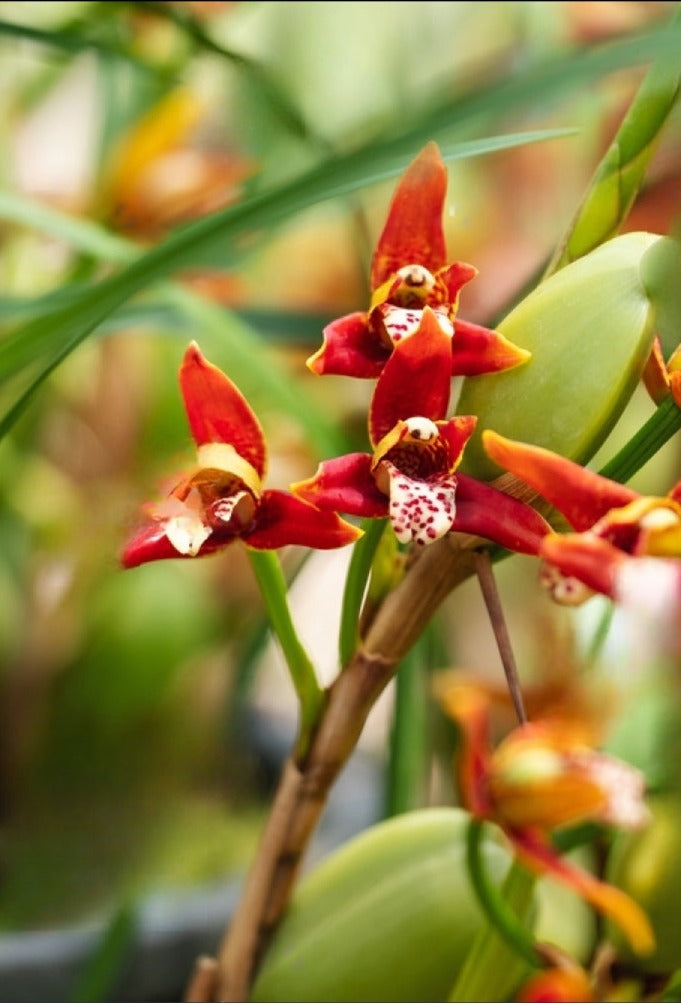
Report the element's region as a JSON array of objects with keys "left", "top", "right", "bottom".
[
  {"left": 438, "top": 682, "right": 655, "bottom": 957},
  {"left": 121, "top": 343, "right": 361, "bottom": 567},
  {"left": 483, "top": 430, "right": 681, "bottom": 607},
  {"left": 306, "top": 142, "right": 530, "bottom": 380},
  {"left": 295, "top": 309, "right": 550, "bottom": 552}
]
